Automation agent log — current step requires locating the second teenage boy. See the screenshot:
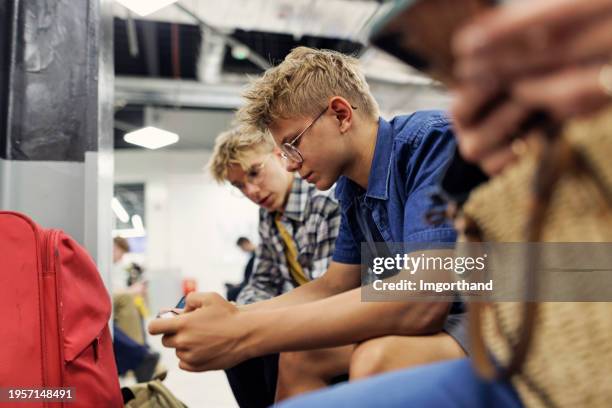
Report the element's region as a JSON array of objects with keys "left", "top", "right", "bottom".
[{"left": 209, "top": 127, "right": 352, "bottom": 406}]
